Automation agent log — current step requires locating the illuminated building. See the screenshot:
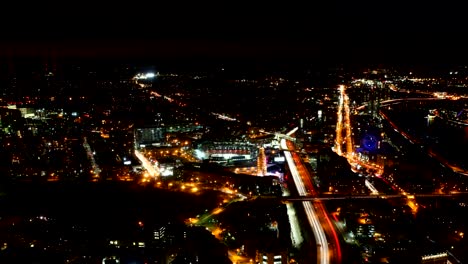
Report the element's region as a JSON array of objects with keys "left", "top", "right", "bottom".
[
  {"left": 153, "top": 226, "right": 166, "bottom": 240},
  {"left": 134, "top": 127, "right": 166, "bottom": 148},
  {"left": 0, "top": 107, "right": 24, "bottom": 135},
  {"left": 421, "top": 252, "right": 450, "bottom": 264},
  {"left": 257, "top": 250, "right": 288, "bottom": 264},
  {"left": 257, "top": 147, "right": 267, "bottom": 176},
  {"left": 198, "top": 141, "right": 255, "bottom": 161}
]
